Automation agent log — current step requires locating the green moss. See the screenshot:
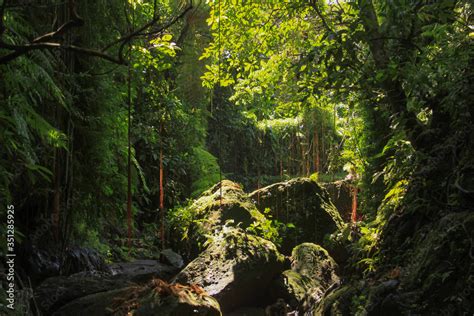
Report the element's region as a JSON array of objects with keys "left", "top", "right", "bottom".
[
  {"left": 169, "top": 180, "right": 268, "bottom": 258},
  {"left": 250, "top": 178, "right": 344, "bottom": 255}
]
